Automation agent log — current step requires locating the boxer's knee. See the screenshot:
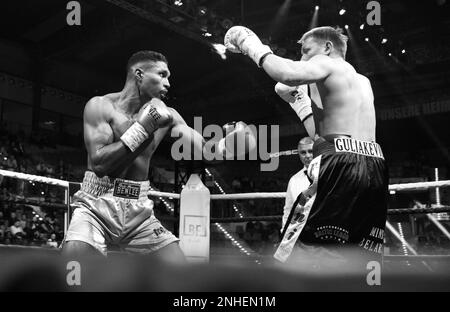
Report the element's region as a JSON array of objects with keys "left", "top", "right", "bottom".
[
  {"left": 150, "top": 242, "right": 186, "bottom": 264},
  {"left": 61, "top": 240, "right": 102, "bottom": 258}
]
